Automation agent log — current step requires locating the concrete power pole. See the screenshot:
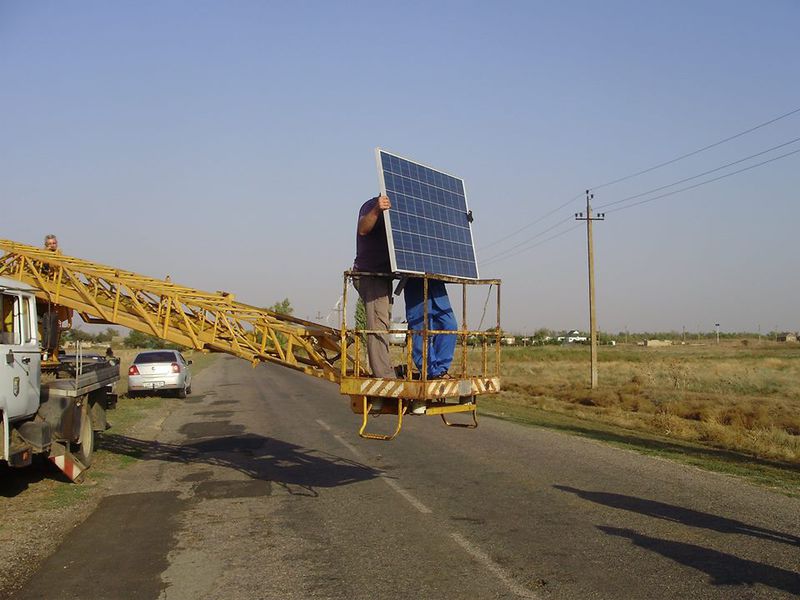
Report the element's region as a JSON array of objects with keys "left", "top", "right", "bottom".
[{"left": 576, "top": 190, "right": 604, "bottom": 389}]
